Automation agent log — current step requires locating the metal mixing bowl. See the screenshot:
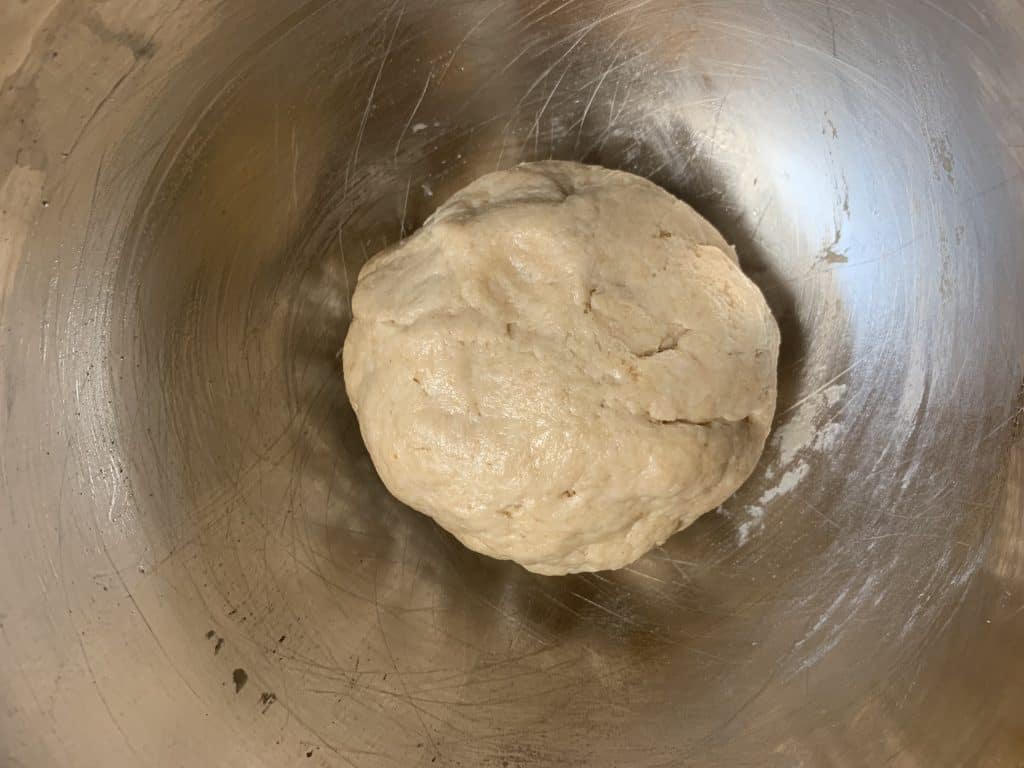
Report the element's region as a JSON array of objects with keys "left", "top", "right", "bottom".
[{"left": 2, "top": 1, "right": 1023, "bottom": 765}]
